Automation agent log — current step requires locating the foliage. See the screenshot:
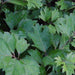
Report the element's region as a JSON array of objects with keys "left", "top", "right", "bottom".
[
  {"left": 55, "top": 53, "right": 75, "bottom": 75},
  {"left": 0, "top": 0, "right": 75, "bottom": 75}
]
